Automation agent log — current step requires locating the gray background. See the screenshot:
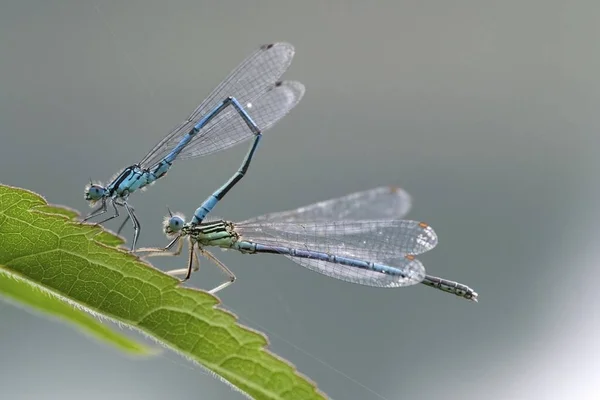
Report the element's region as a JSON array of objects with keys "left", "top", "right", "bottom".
[{"left": 1, "top": 1, "right": 599, "bottom": 399}]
